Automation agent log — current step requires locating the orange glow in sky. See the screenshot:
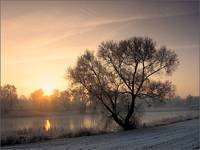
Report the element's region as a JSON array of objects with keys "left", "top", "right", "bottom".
[{"left": 39, "top": 79, "right": 56, "bottom": 95}]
